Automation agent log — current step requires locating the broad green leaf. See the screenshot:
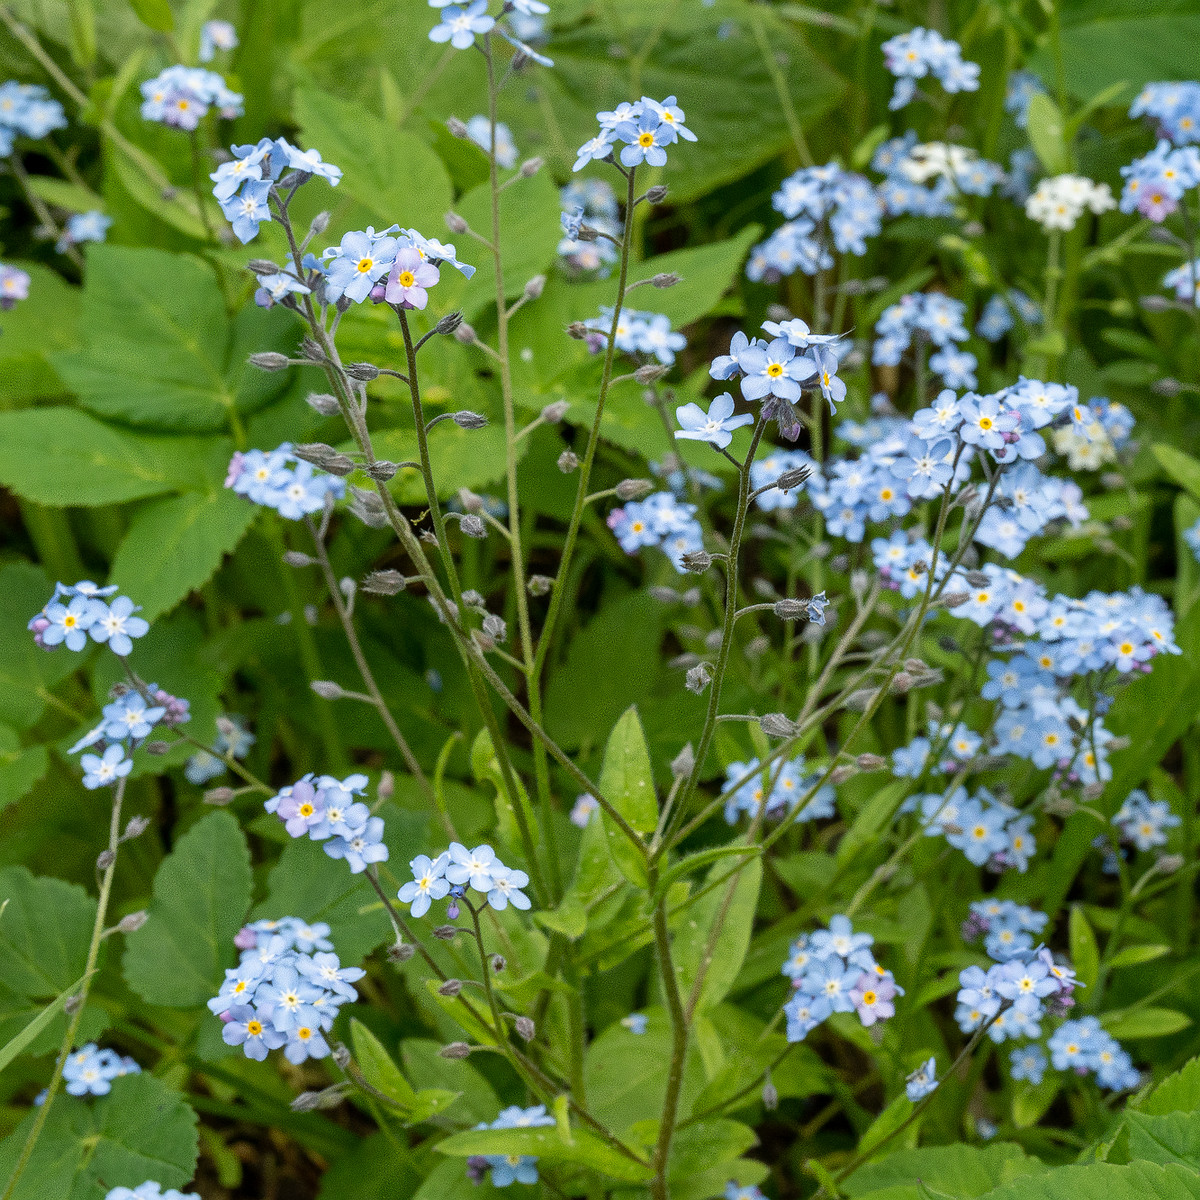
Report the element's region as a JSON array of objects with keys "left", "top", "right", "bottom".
[
  {"left": 351, "top": 1018, "right": 418, "bottom": 1108},
  {"left": 108, "top": 490, "right": 258, "bottom": 621},
  {"left": 1135, "top": 1056, "right": 1200, "bottom": 1115},
  {"left": 977, "top": 1161, "right": 1200, "bottom": 1200},
  {"left": 294, "top": 85, "right": 453, "bottom": 239},
  {"left": 1069, "top": 906, "right": 1100, "bottom": 989},
  {"left": 365, "top": 422, "right": 515, "bottom": 505},
  {"left": 837, "top": 780, "right": 909, "bottom": 867},
  {"left": 535, "top": 893, "right": 588, "bottom": 940},
  {"left": 0, "top": 971, "right": 88, "bottom": 1073},
  {"left": 1154, "top": 444, "right": 1200, "bottom": 503},
  {"left": 108, "top": 147, "right": 211, "bottom": 240},
  {"left": 665, "top": 1119, "right": 760, "bottom": 1200},
  {"left": 1012, "top": 1076, "right": 1060, "bottom": 1130},
  {"left": 0, "top": 1072, "right": 199, "bottom": 1200},
  {"left": 1103, "top": 1006, "right": 1192, "bottom": 1040},
  {"left": 653, "top": 844, "right": 762, "bottom": 904},
  {"left": 0, "top": 726, "right": 48, "bottom": 812},
  {"left": 436, "top": 1122, "right": 653, "bottom": 1184},
  {"left": 128, "top": 0, "right": 174, "bottom": 31},
  {"left": 24, "top": 174, "right": 105, "bottom": 214},
  {"left": 412, "top": 1157, "right": 500, "bottom": 1200},
  {"left": 1049, "top": 13, "right": 1200, "bottom": 98},
  {"left": 0, "top": 262, "right": 81, "bottom": 398},
  {"left": 0, "top": 866, "right": 96, "bottom": 1000},
  {"left": 123, "top": 811, "right": 252, "bottom": 1007},
  {"left": 51, "top": 245, "right": 298, "bottom": 433},
  {"left": 317, "top": 1131, "right": 426, "bottom": 1200},
  {"left": 0, "top": 409, "right": 224, "bottom": 506},
  {"left": 1026, "top": 93, "right": 1069, "bottom": 175},
  {"left": 1110, "top": 944, "right": 1172, "bottom": 969},
  {"left": 844, "top": 1143, "right": 1047, "bottom": 1198},
  {"left": 400, "top": 1037, "right": 500, "bottom": 1126},
  {"left": 1125, "top": 1110, "right": 1200, "bottom": 1169},
  {"left": 595, "top": 706, "right": 656, "bottom": 888},
  {"left": 471, "top": 728, "right": 539, "bottom": 860}
]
